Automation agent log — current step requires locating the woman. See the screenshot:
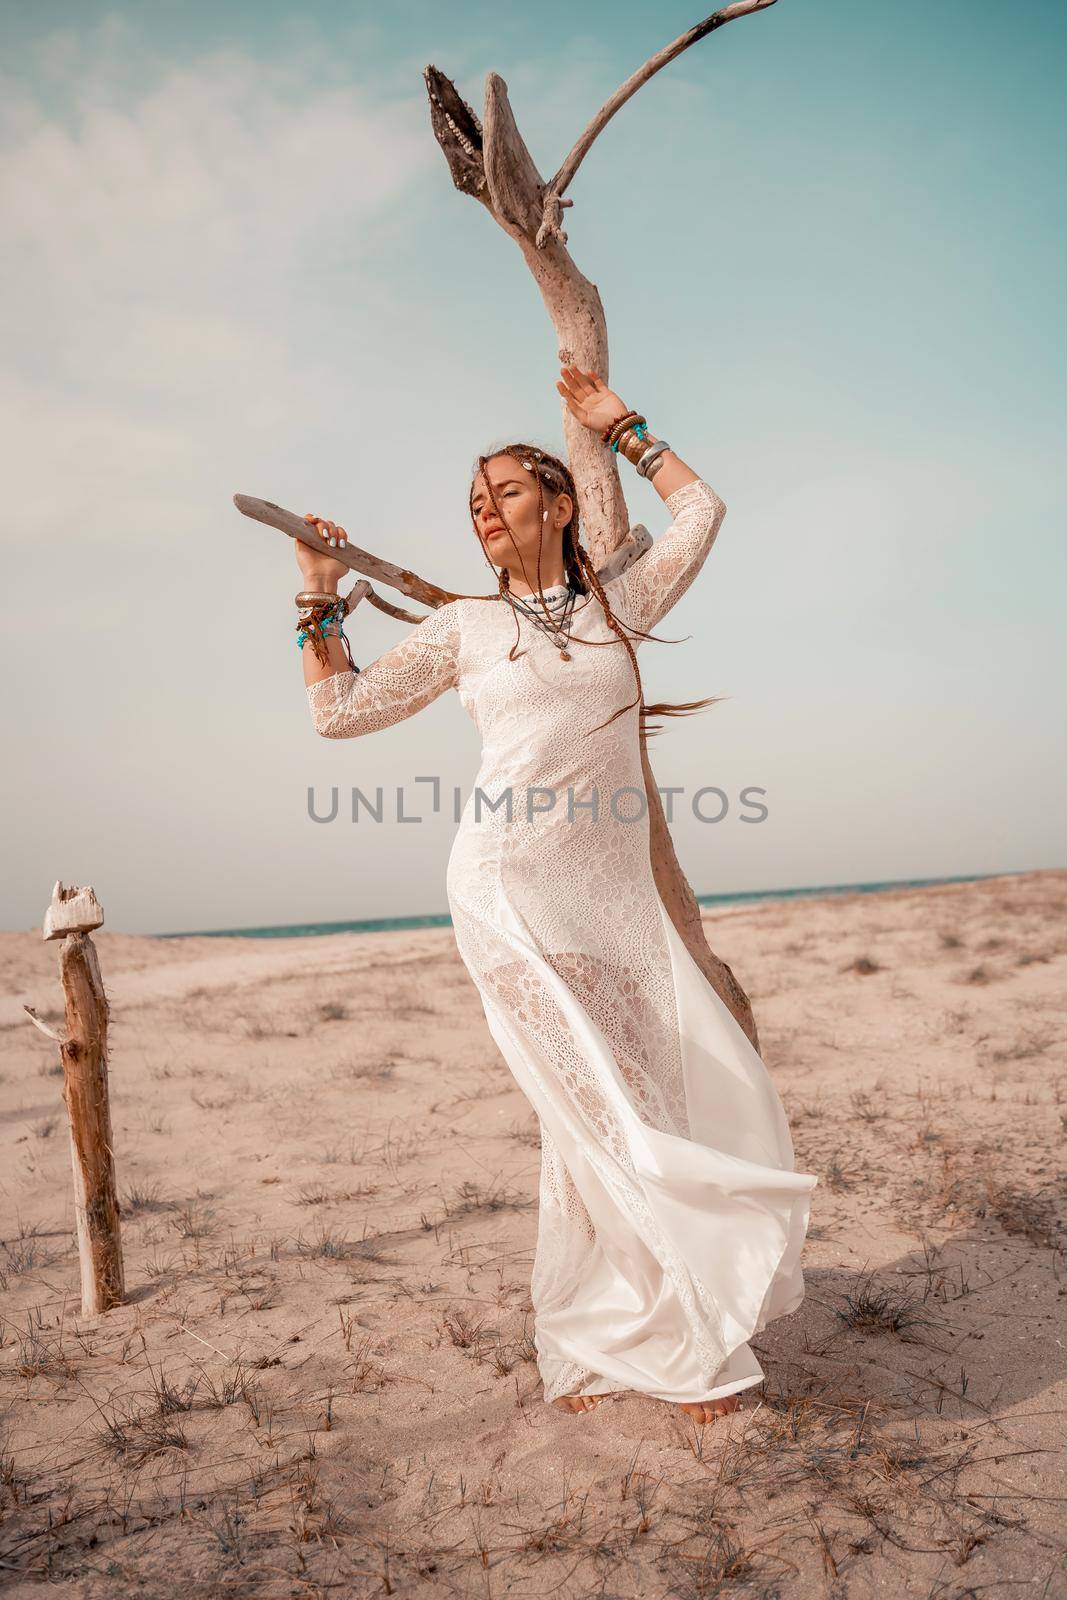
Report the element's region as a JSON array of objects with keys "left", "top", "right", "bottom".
[{"left": 295, "top": 365, "right": 818, "bottom": 1424}]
